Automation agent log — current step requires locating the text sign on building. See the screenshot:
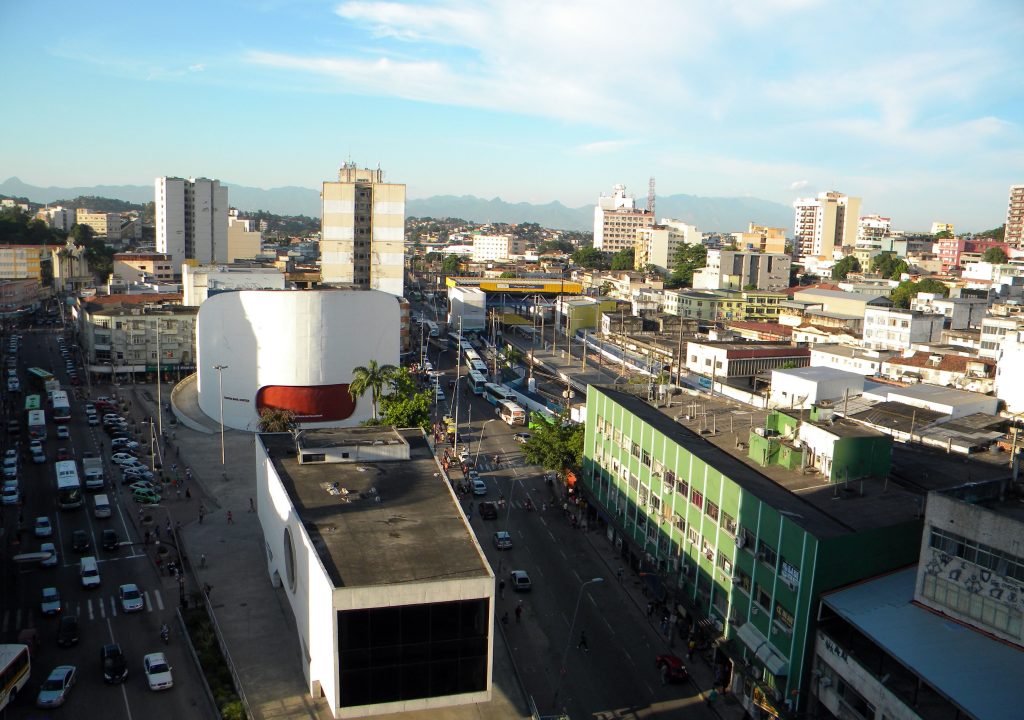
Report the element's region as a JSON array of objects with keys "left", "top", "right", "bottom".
[{"left": 780, "top": 560, "right": 800, "bottom": 586}]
